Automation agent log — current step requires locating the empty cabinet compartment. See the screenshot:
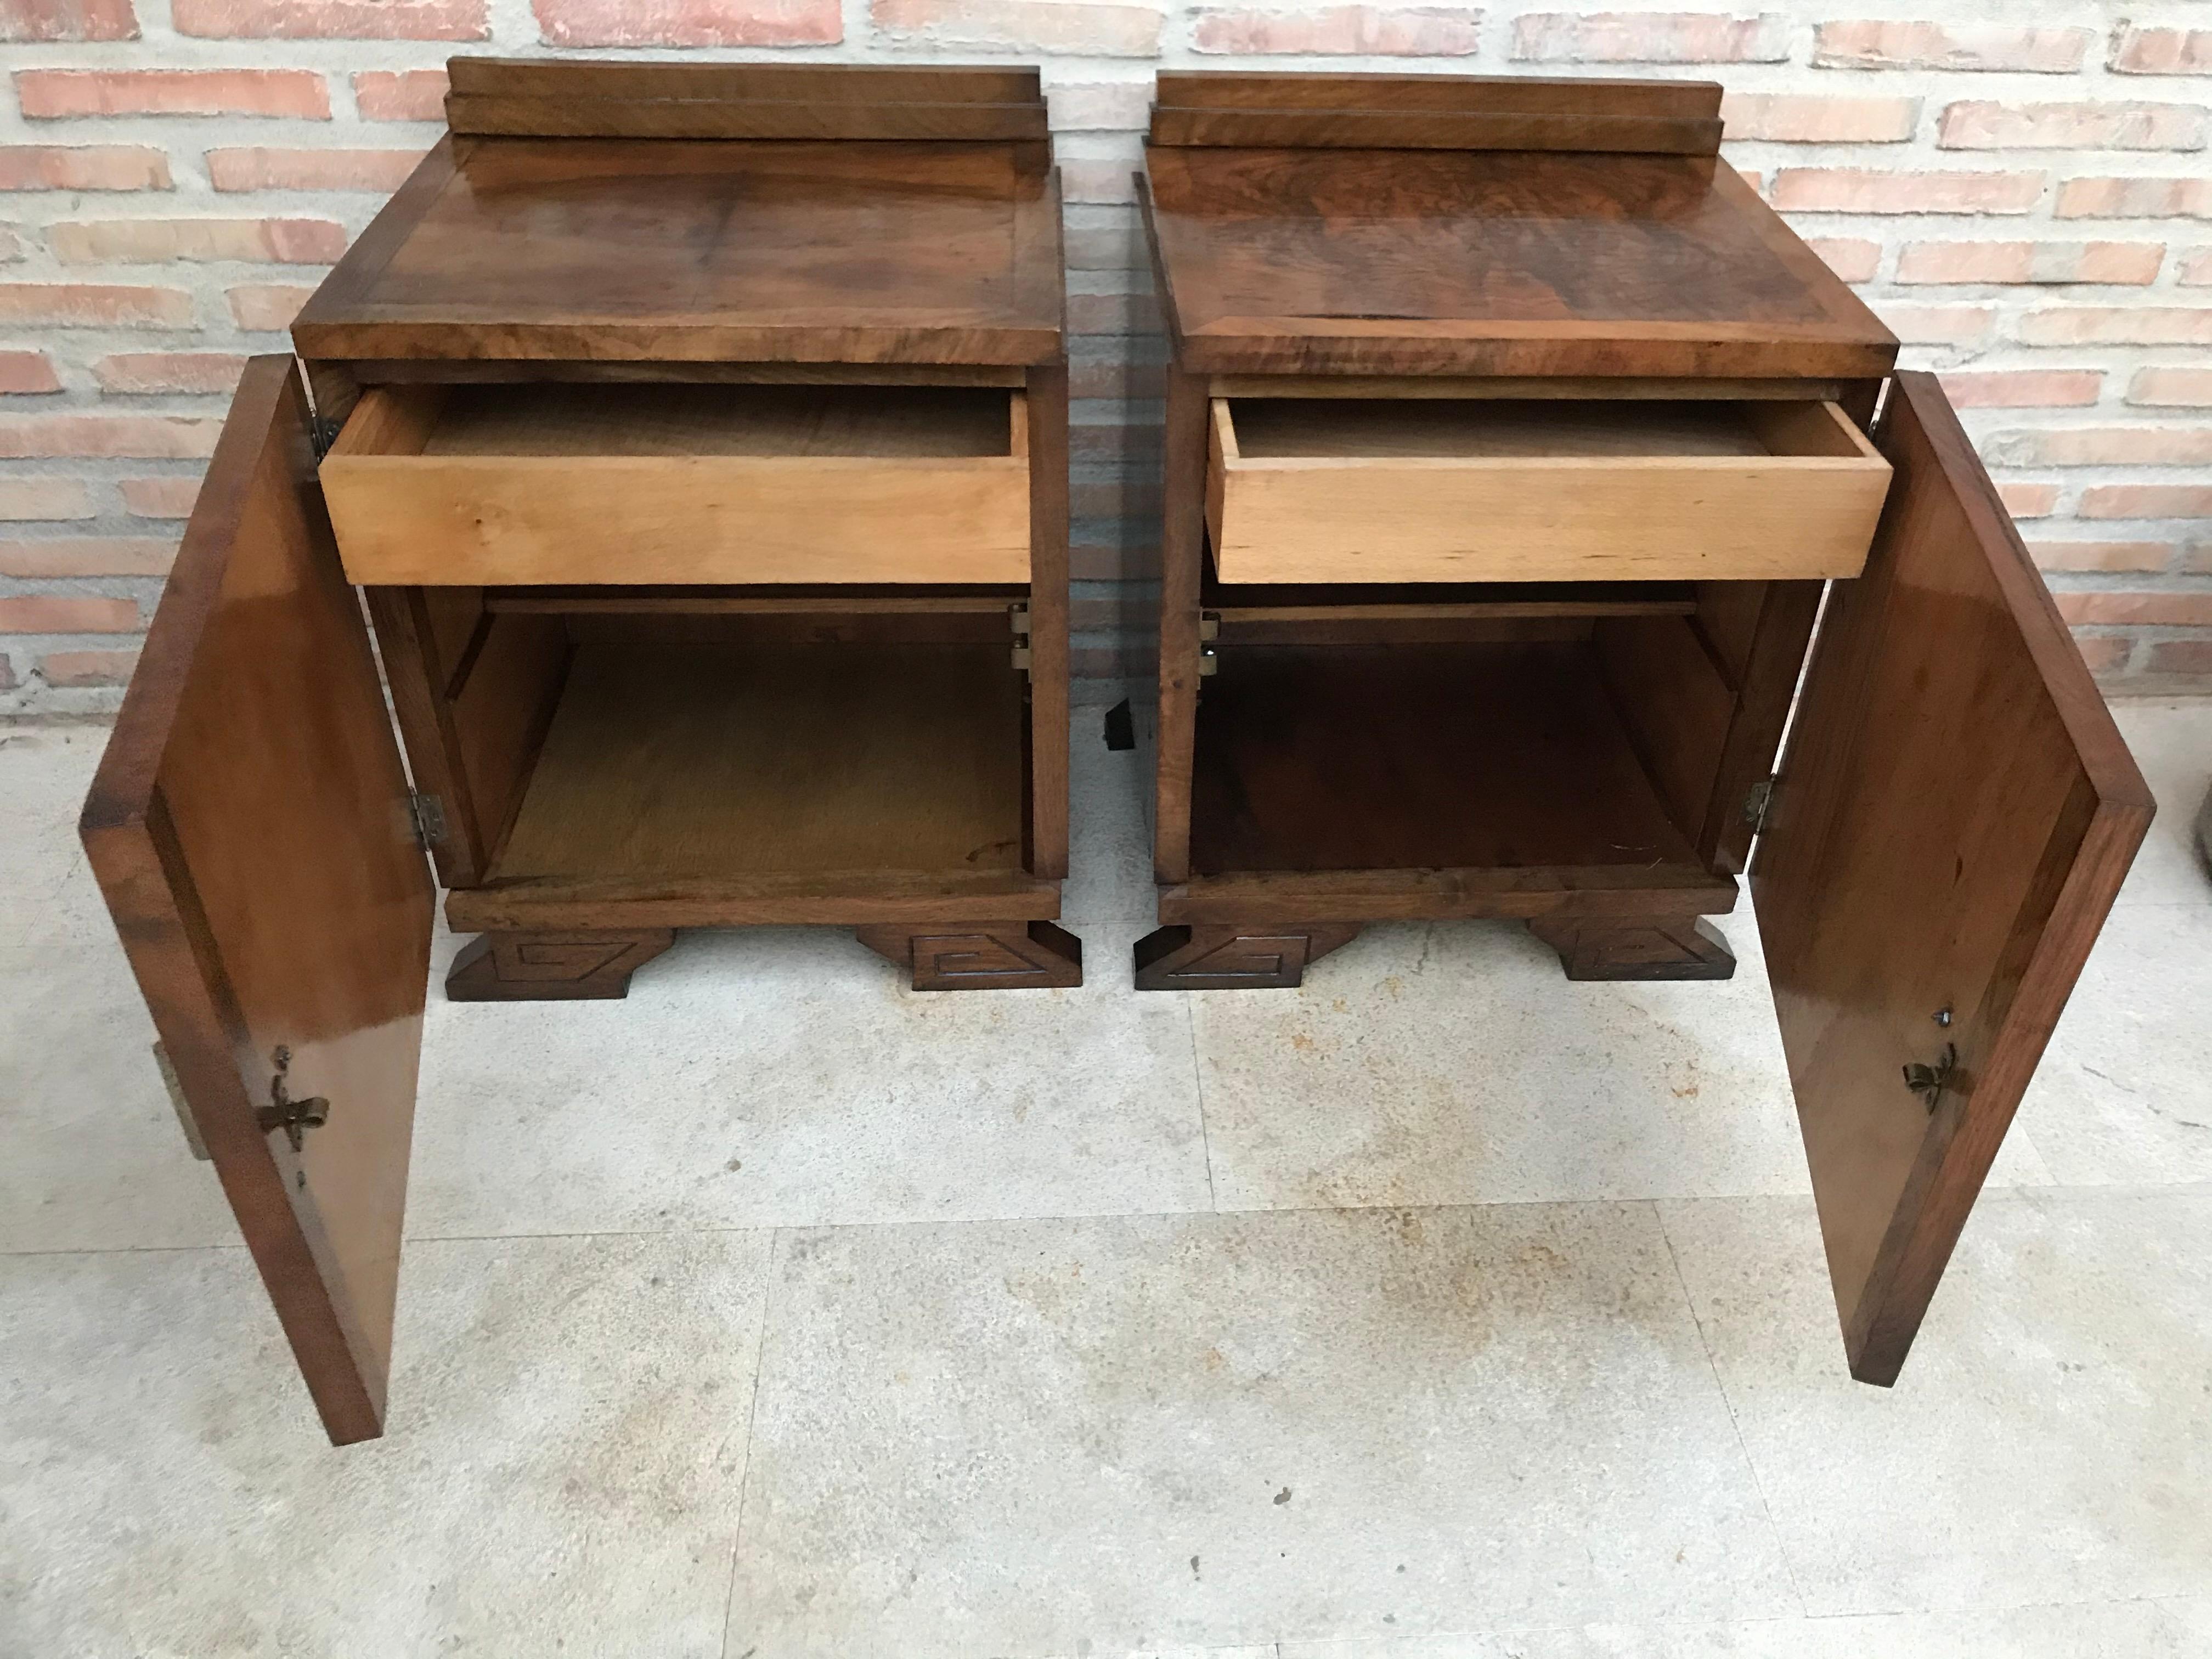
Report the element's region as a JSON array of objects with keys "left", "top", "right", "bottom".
[
  {"left": 320, "top": 382, "right": 1031, "bottom": 587},
  {"left": 1205, "top": 397, "right": 1891, "bottom": 585}
]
